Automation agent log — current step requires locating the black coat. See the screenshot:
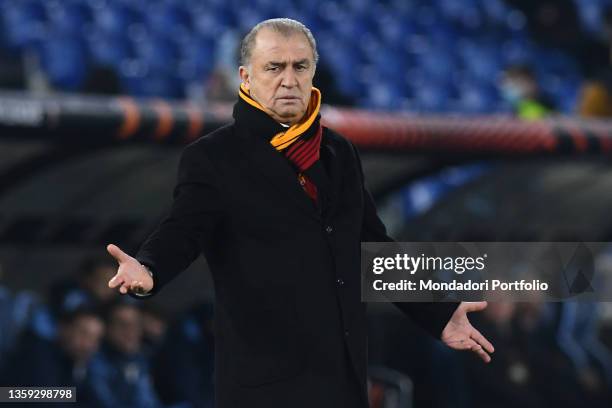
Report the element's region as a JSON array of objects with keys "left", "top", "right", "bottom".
[{"left": 135, "top": 120, "right": 458, "bottom": 408}]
